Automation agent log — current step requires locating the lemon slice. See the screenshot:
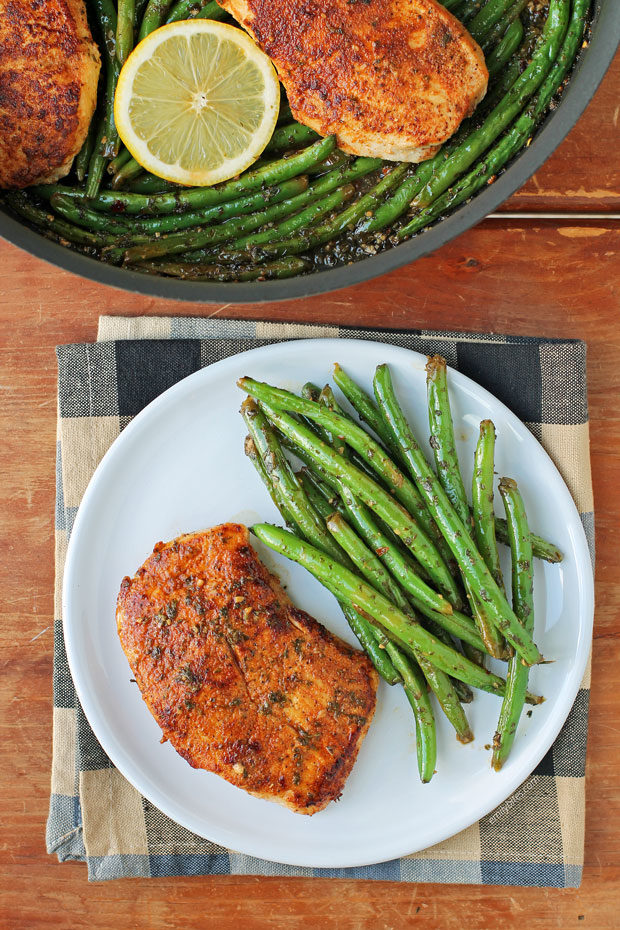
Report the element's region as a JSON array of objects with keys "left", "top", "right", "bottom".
[{"left": 114, "top": 20, "right": 280, "bottom": 187}]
